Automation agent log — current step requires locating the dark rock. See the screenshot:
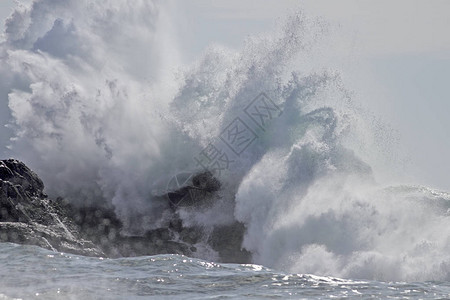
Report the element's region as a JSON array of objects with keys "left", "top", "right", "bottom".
[
  {"left": 179, "top": 227, "right": 203, "bottom": 245},
  {"left": 0, "top": 159, "right": 103, "bottom": 256},
  {"left": 168, "top": 171, "right": 221, "bottom": 209},
  {"left": 192, "top": 171, "right": 221, "bottom": 192},
  {"left": 168, "top": 217, "right": 183, "bottom": 232},
  {"left": 1, "top": 159, "right": 44, "bottom": 197},
  {"left": 62, "top": 202, "right": 193, "bottom": 258},
  {"left": 0, "top": 159, "right": 252, "bottom": 263},
  {"left": 208, "top": 222, "right": 251, "bottom": 264}
]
